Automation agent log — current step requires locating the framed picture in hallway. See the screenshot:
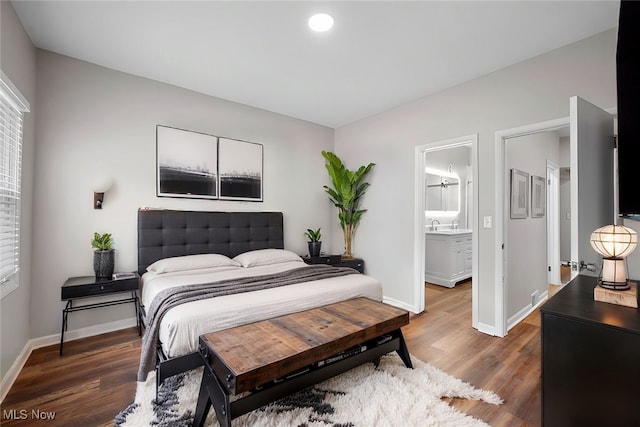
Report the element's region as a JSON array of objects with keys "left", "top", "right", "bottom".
[
  {"left": 531, "top": 175, "right": 545, "bottom": 218},
  {"left": 510, "top": 168, "right": 529, "bottom": 219}
]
